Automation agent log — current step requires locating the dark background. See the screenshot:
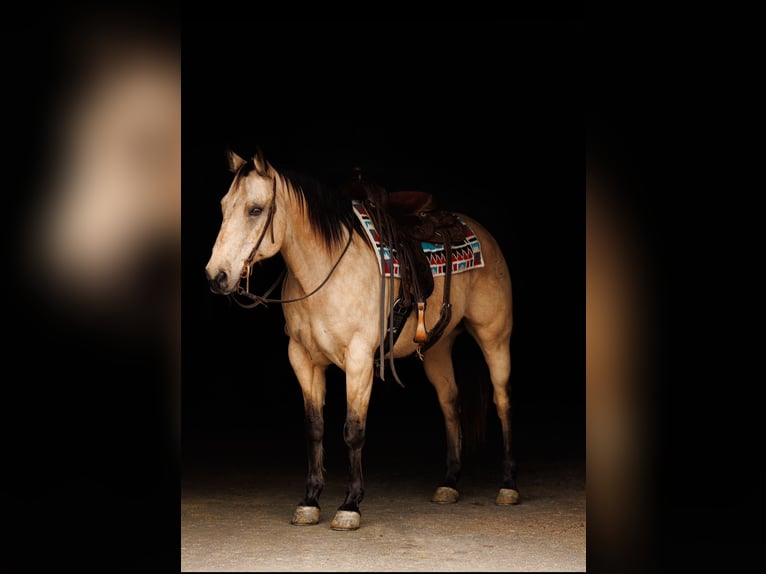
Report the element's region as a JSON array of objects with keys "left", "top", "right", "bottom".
[
  {"left": 181, "top": 19, "right": 584, "bottom": 471},
  {"left": 6, "top": 16, "right": 588, "bottom": 574},
  {"left": 7, "top": 15, "right": 762, "bottom": 574}
]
